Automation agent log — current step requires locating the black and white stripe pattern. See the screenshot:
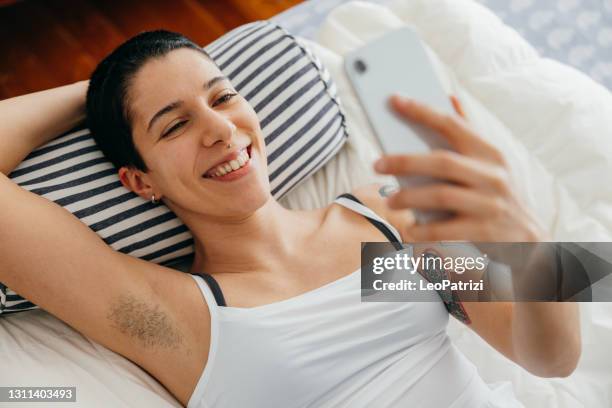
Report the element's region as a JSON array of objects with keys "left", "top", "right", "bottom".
[{"left": 1, "top": 21, "right": 348, "bottom": 315}]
